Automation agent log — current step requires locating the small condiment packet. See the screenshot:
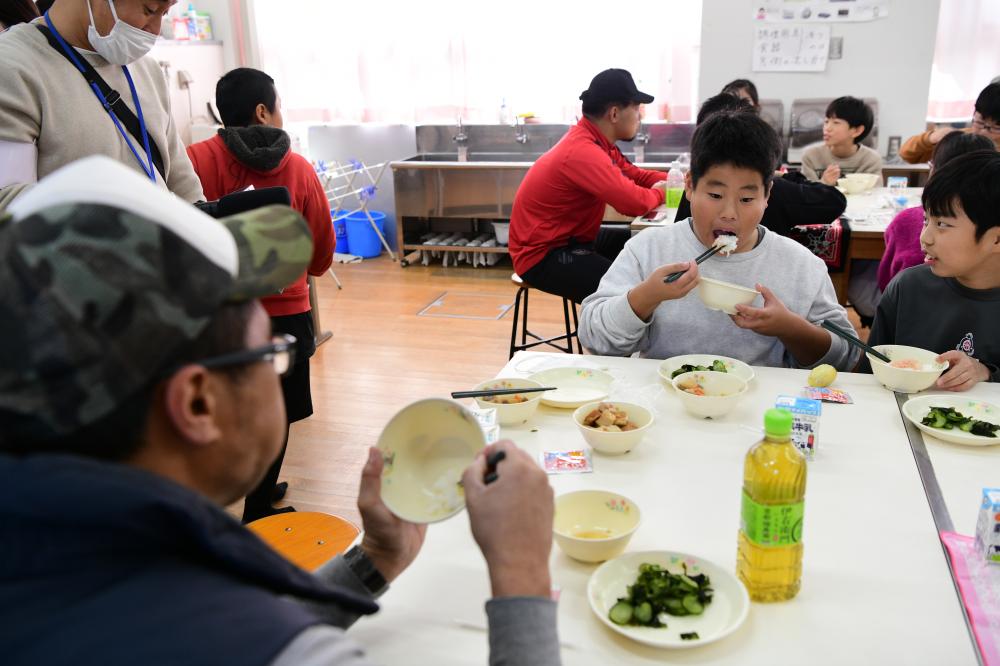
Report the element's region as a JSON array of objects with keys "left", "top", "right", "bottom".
[
  {"left": 803, "top": 387, "right": 854, "bottom": 404},
  {"left": 483, "top": 425, "right": 501, "bottom": 445},
  {"left": 541, "top": 449, "right": 593, "bottom": 474},
  {"left": 466, "top": 405, "right": 498, "bottom": 427}
]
